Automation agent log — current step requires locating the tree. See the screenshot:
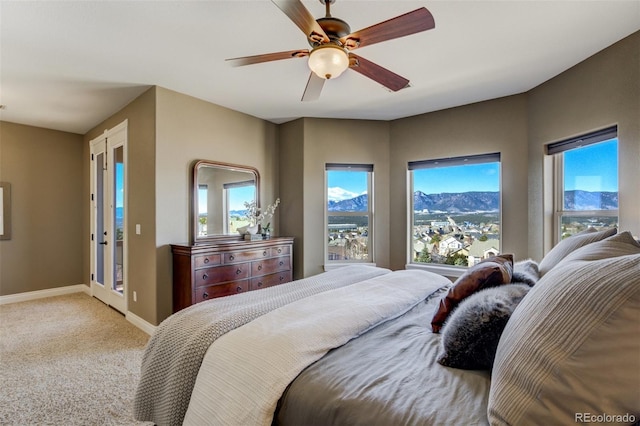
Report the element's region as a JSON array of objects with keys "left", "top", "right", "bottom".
[
  {"left": 430, "top": 234, "right": 441, "bottom": 244},
  {"left": 416, "top": 247, "right": 431, "bottom": 263},
  {"left": 445, "top": 252, "right": 468, "bottom": 267},
  {"left": 479, "top": 234, "right": 488, "bottom": 242}
]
